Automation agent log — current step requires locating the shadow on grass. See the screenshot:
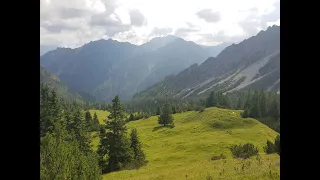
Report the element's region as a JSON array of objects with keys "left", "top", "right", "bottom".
[{"left": 152, "top": 125, "right": 175, "bottom": 132}]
